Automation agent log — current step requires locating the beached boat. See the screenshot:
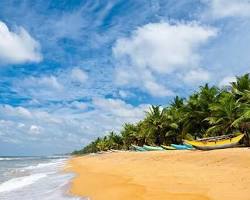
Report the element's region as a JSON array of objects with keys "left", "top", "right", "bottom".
[
  {"left": 131, "top": 145, "right": 147, "bottom": 152},
  {"left": 184, "top": 134, "right": 245, "bottom": 150},
  {"left": 161, "top": 145, "right": 176, "bottom": 150},
  {"left": 143, "top": 145, "right": 165, "bottom": 151},
  {"left": 171, "top": 144, "right": 193, "bottom": 150}
]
